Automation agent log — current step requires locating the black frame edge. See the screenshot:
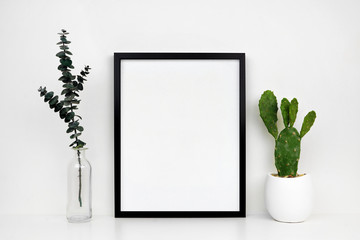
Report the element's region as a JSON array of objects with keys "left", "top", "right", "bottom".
[
  {"left": 114, "top": 53, "right": 246, "bottom": 218},
  {"left": 114, "top": 53, "right": 121, "bottom": 218}
]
